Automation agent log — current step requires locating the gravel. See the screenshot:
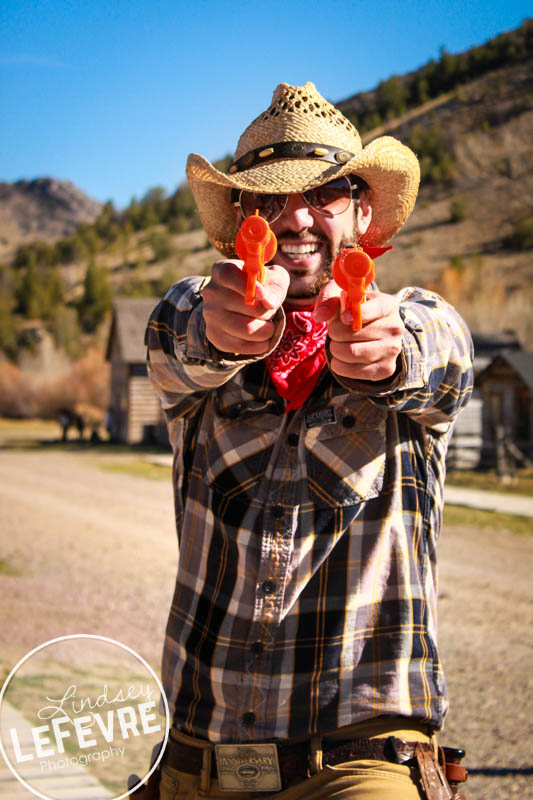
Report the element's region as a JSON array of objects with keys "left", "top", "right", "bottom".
[{"left": 1, "top": 448, "right": 531, "bottom": 799}]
